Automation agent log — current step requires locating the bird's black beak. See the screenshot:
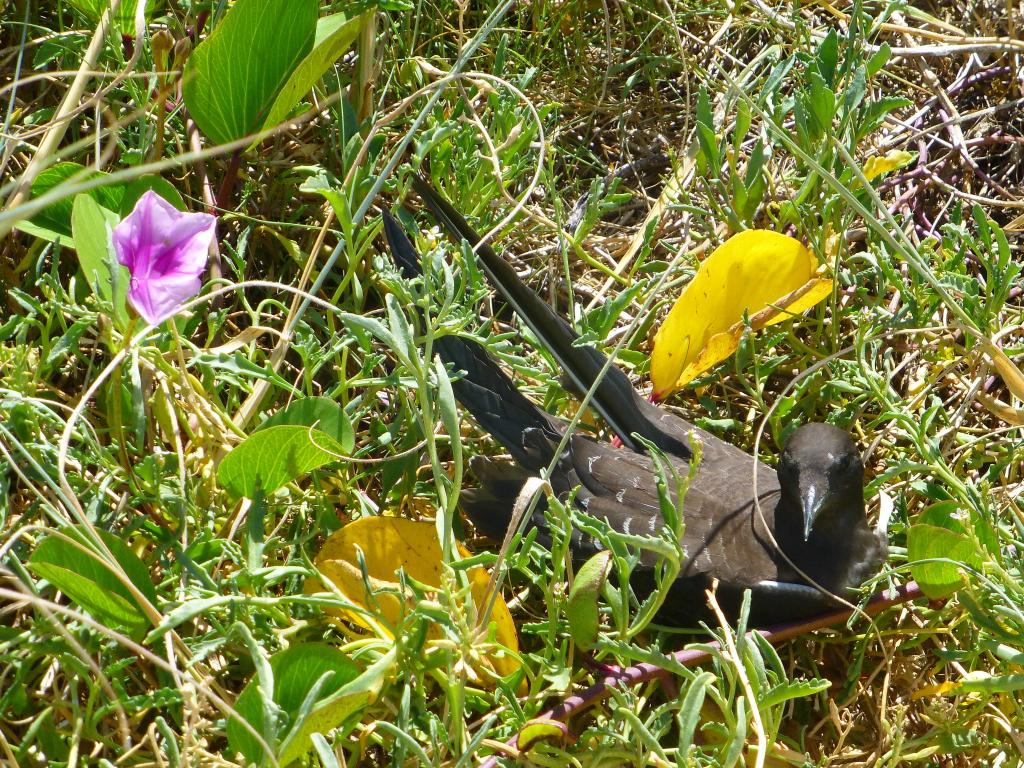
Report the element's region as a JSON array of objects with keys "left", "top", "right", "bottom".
[{"left": 800, "top": 476, "right": 828, "bottom": 541}]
